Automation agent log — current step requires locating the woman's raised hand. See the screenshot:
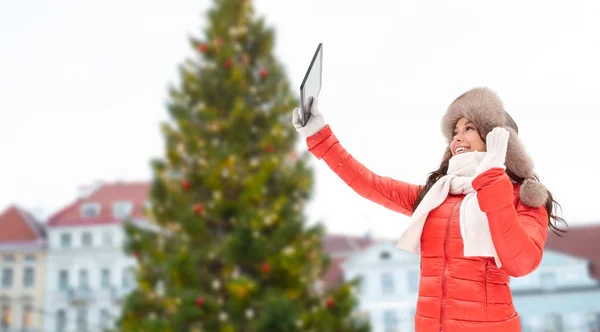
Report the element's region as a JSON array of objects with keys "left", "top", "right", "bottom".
[{"left": 291, "top": 98, "right": 326, "bottom": 138}]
